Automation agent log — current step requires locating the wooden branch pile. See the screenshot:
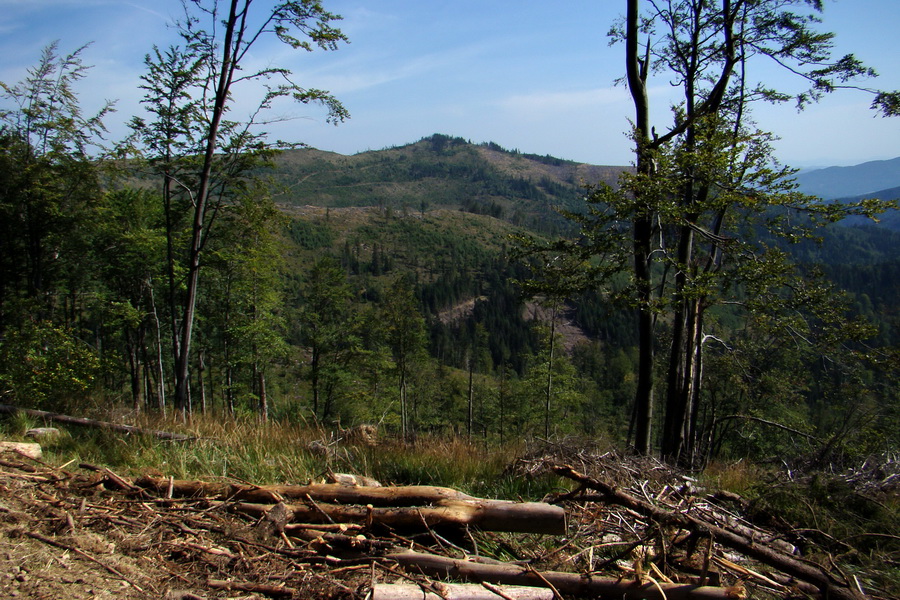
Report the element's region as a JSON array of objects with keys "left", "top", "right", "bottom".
[
  {"left": 126, "top": 472, "right": 750, "bottom": 600},
  {"left": 0, "top": 438, "right": 883, "bottom": 599},
  {"left": 545, "top": 462, "right": 869, "bottom": 600}
]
